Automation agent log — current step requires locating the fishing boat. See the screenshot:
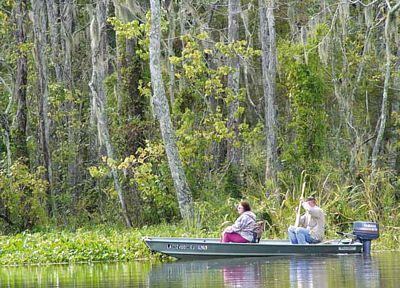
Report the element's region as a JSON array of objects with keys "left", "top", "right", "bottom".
[{"left": 143, "top": 221, "right": 379, "bottom": 259}]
